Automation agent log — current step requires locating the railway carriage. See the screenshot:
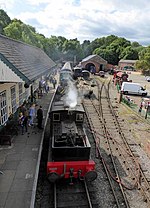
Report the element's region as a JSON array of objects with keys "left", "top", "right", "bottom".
[
  {"left": 59, "top": 62, "right": 73, "bottom": 87},
  {"left": 47, "top": 96, "right": 97, "bottom": 183}
]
